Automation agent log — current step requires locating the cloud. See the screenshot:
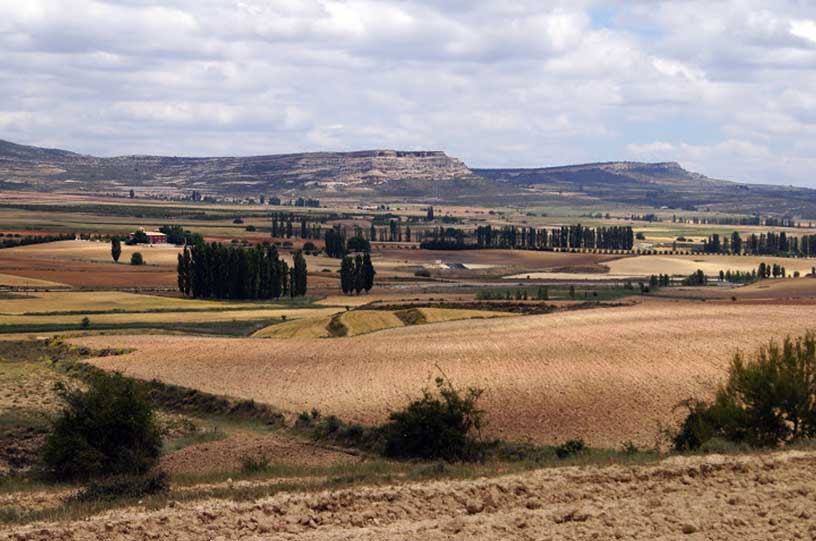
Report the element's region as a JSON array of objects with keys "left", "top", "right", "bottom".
[{"left": 0, "top": 0, "right": 815, "bottom": 186}]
